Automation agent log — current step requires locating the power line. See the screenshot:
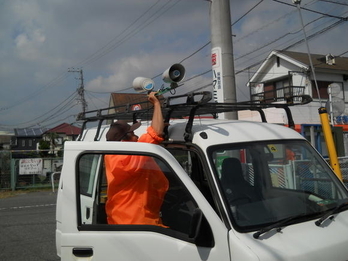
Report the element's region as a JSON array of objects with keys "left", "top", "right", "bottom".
[
  {"left": 34, "top": 103, "right": 79, "bottom": 128},
  {"left": 74, "top": 0, "right": 163, "bottom": 68},
  {"left": 233, "top": 0, "right": 264, "bottom": 25},
  {"left": 235, "top": 17, "right": 347, "bottom": 76},
  {"left": 233, "top": 1, "right": 318, "bottom": 44},
  {"left": 0, "top": 91, "right": 79, "bottom": 128},
  {"left": 235, "top": 6, "right": 348, "bottom": 71},
  {"left": 176, "top": 0, "right": 265, "bottom": 67},
  {"left": 235, "top": 15, "right": 329, "bottom": 61},
  {"left": 77, "top": 0, "right": 182, "bottom": 68},
  {"left": 318, "top": 0, "right": 348, "bottom": 6},
  {"left": 0, "top": 72, "right": 70, "bottom": 112},
  {"left": 39, "top": 114, "right": 78, "bottom": 129},
  {"left": 272, "top": 0, "right": 348, "bottom": 20}
]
